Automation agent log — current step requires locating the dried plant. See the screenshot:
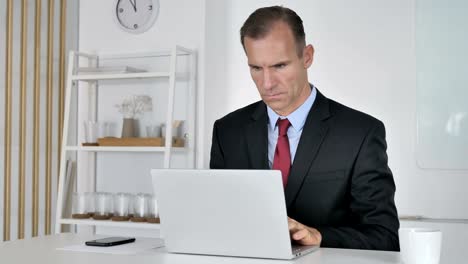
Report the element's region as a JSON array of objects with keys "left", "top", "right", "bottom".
[{"left": 115, "top": 94, "right": 153, "bottom": 118}]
